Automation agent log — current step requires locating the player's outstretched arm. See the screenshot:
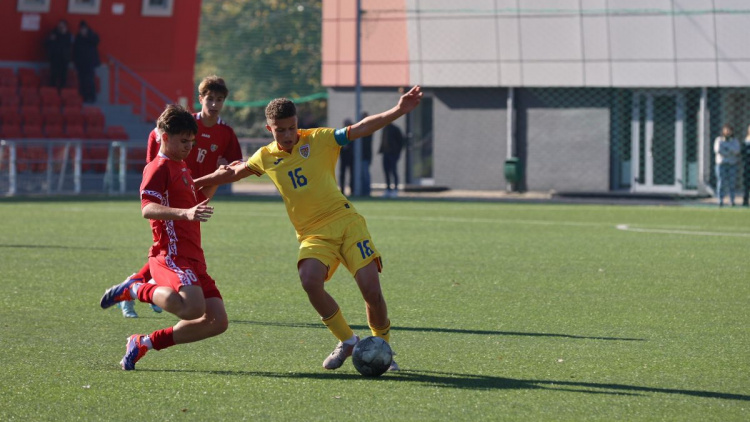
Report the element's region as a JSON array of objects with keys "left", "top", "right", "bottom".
[
  {"left": 347, "top": 85, "right": 423, "bottom": 140},
  {"left": 143, "top": 199, "right": 214, "bottom": 222},
  {"left": 194, "top": 161, "right": 253, "bottom": 188}
]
